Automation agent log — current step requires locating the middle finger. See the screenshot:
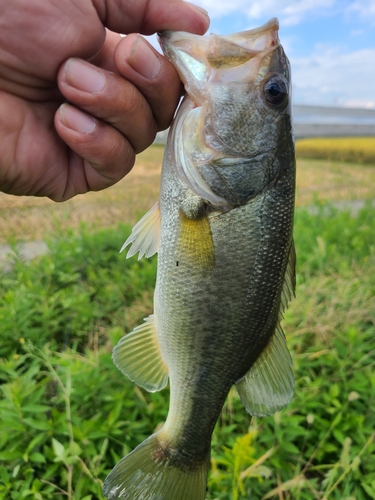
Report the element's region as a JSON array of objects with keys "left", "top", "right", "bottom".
[{"left": 57, "top": 58, "right": 157, "bottom": 153}]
